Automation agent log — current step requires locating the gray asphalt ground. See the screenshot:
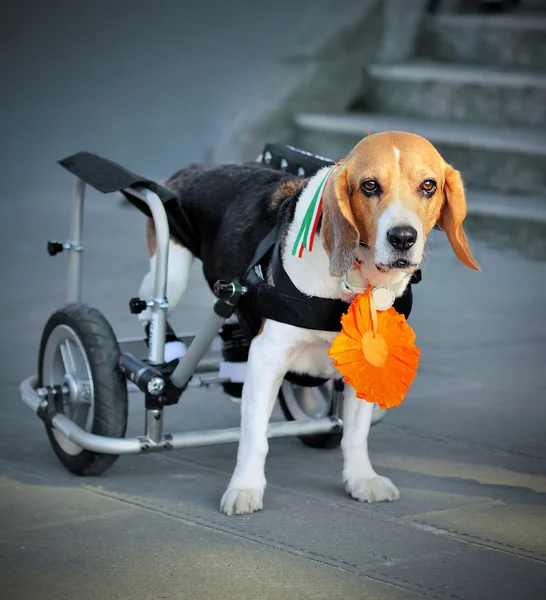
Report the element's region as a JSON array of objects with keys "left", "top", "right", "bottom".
[{"left": 1, "top": 1, "right": 546, "bottom": 599}]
